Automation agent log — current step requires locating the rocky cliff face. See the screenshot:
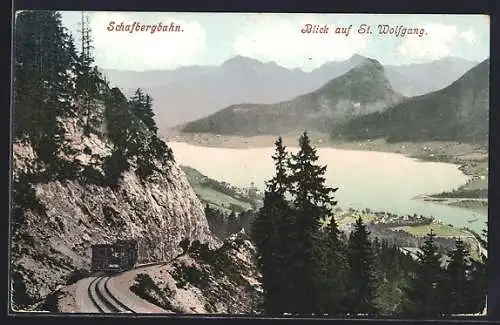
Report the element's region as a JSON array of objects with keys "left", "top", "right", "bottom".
[
  {"left": 120, "top": 230, "right": 262, "bottom": 314},
  {"left": 10, "top": 112, "right": 217, "bottom": 308}
]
